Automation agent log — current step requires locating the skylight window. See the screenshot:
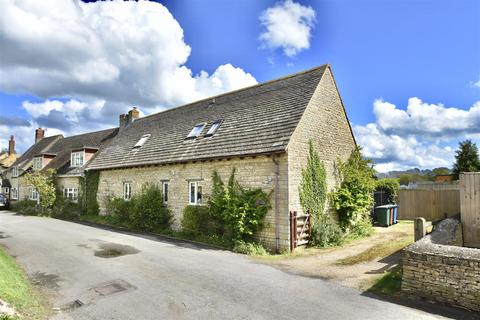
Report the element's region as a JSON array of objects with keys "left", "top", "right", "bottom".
[
  {"left": 205, "top": 120, "right": 222, "bottom": 137},
  {"left": 134, "top": 134, "right": 151, "bottom": 148},
  {"left": 187, "top": 123, "right": 206, "bottom": 138}
]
